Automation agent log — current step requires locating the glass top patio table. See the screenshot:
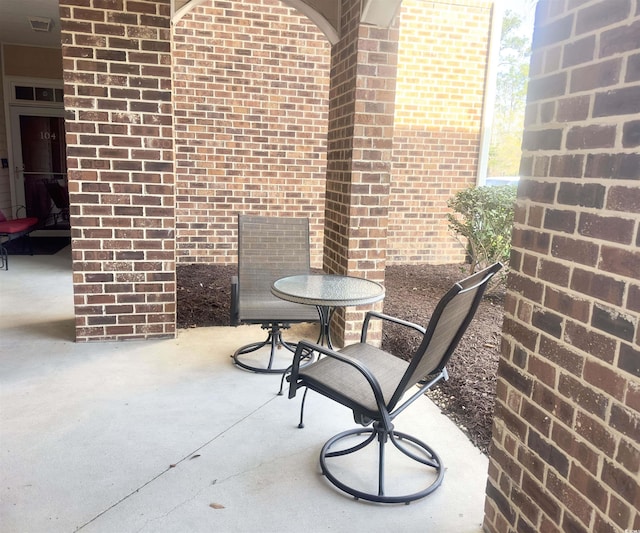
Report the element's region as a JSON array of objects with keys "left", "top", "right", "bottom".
[{"left": 271, "top": 274, "right": 385, "bottom": 348}]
